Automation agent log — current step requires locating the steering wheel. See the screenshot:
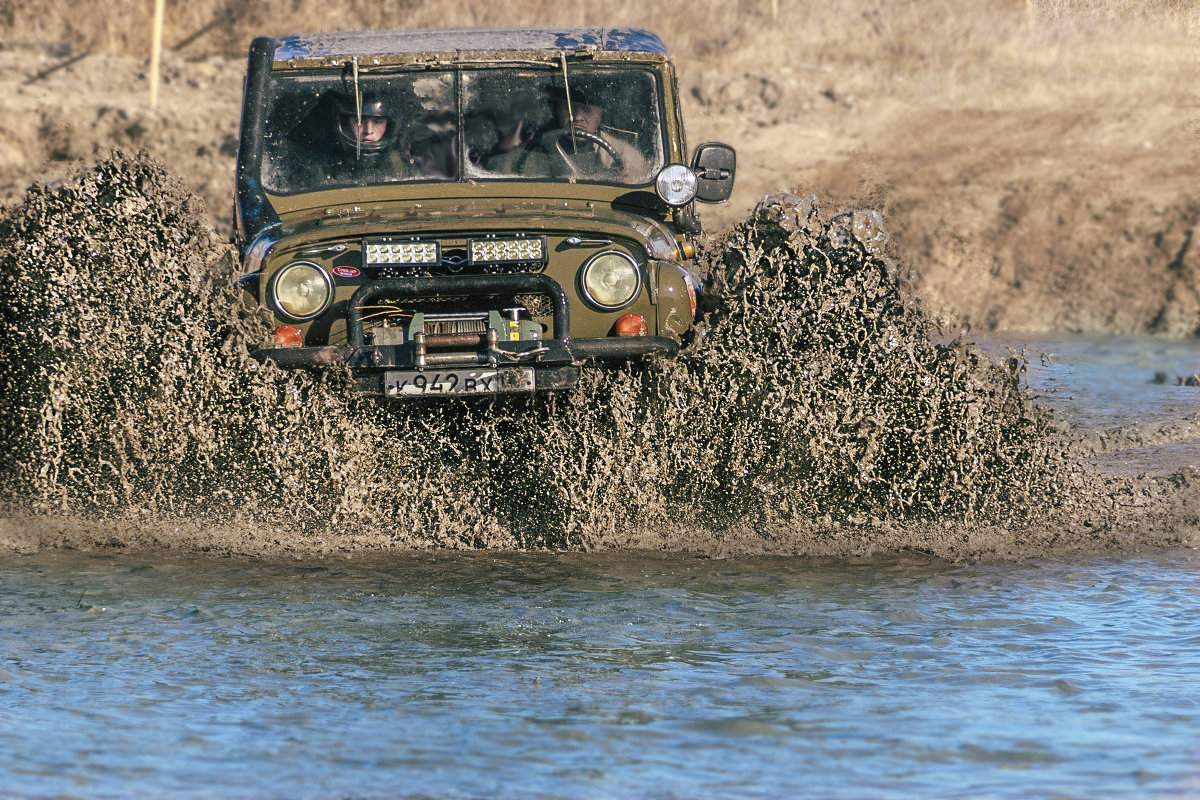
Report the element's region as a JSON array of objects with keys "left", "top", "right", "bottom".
[{"left": 531, "top": 128, "right": 625, "bottom": 175}]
